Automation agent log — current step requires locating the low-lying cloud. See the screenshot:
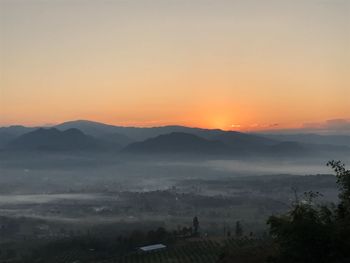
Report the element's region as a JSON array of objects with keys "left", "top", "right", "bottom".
[{"left": 301, "top": 119, "right": 350, "bottom": 134}]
